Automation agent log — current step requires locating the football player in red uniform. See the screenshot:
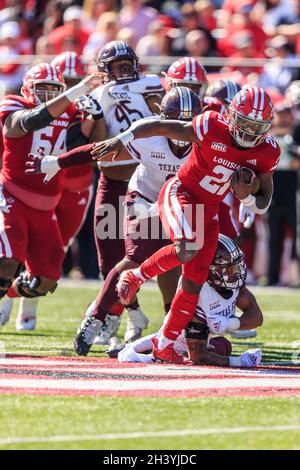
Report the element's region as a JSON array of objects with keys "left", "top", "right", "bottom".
[
  {"left": 13, "top": 54, "right": 96, "bottom": 331},
  {"left": 92, "top": 86, "right": 280, "bottom": 364},
  {"left": 164, "top": 57, "right": 208, "bottom": 102},
  {"left": 0, "top": 63, "right": 102, "bottom": 305}
]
